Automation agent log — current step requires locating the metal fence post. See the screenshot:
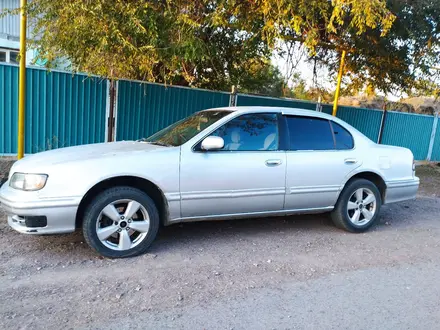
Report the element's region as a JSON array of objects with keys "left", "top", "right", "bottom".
[
  {"left": 229, "top": 85, "right": 237, "bottom": 107},
  {"left": 316, "top": 96, "right": 322, "bottom": 112},
  {"left": 105, "top": 80, "right": 117, "bottom": 142},
  {"left": 427, "top": 111, "right": 439, "bottom": 161},
  {"left": 104, "top": 80, "right": 110, "bottom": 142},
  {"left": 113, "top": 81, "right": 119, "bottom": 141}
]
